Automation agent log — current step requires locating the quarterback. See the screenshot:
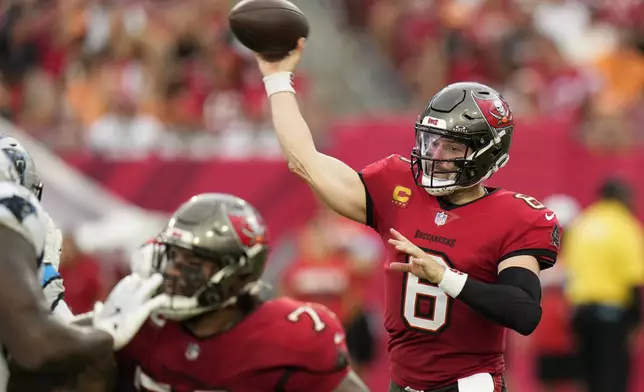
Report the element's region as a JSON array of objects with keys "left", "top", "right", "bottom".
[{"left": 255, "top": 39, "right": 561, "bottom": 392}]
